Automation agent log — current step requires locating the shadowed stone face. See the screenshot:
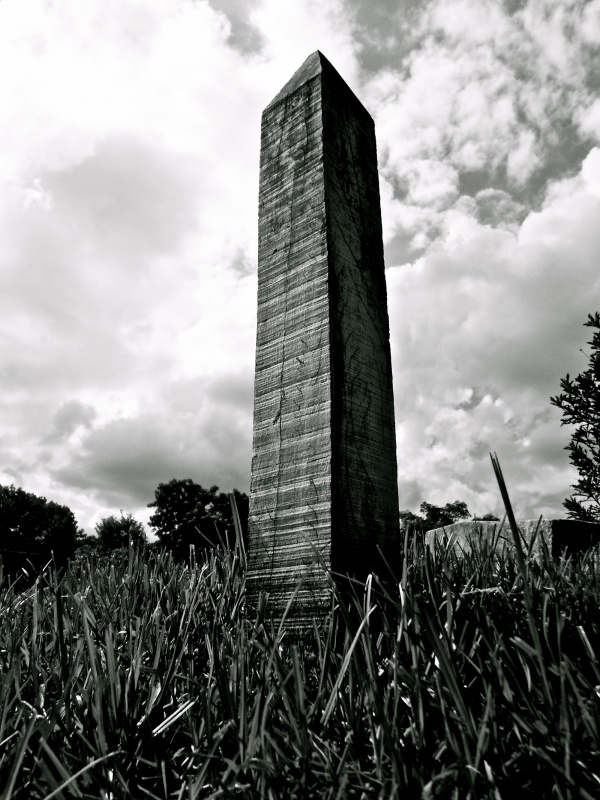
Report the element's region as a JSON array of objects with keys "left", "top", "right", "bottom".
[{"left": 247, "top": 51, "right": 399, "bottom": 628}]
